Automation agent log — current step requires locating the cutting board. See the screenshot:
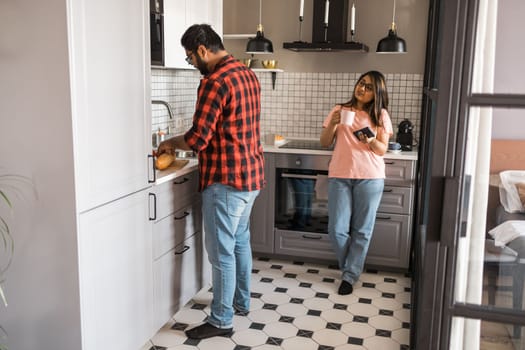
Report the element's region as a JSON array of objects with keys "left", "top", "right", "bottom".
[{"left": 166, "top": 159, "right": 190, "bottom": 171}]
